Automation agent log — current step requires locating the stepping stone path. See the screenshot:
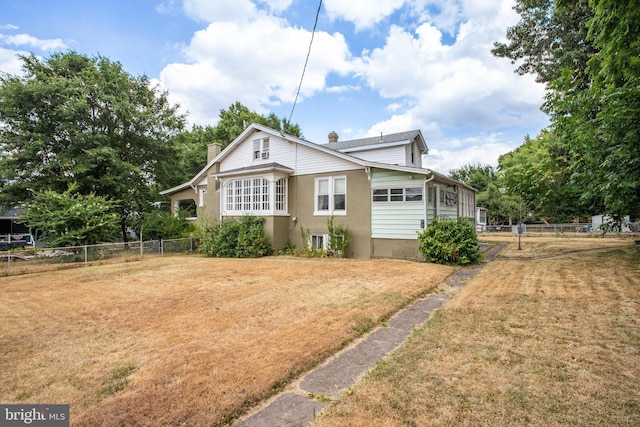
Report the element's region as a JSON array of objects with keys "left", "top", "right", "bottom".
[{"left": 235, "top": 244, "right": 505, "bottom": 426}]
